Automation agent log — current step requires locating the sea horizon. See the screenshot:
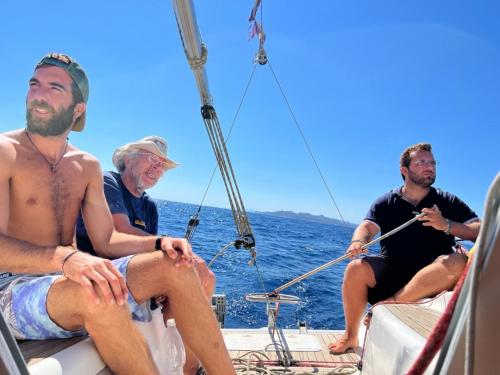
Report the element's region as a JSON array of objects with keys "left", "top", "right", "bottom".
[{"left": 155, "top": 199, "right": 360, "bottom": 330}]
